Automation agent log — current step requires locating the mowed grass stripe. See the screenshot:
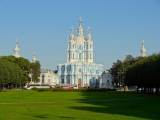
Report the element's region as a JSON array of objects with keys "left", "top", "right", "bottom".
[{"left": 0, "top": 97, "right": 145, "bottom": 104}]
